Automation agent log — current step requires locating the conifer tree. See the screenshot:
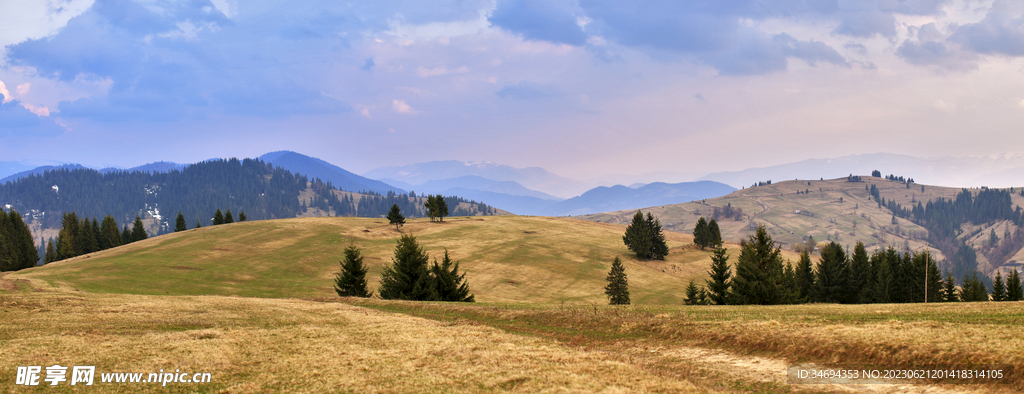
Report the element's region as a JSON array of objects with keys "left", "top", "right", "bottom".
[
  {"left": 645, "top": 212, "right": 669, "bottom": 260},
  {"left": 101, "top": 215, "right": 121, "bottom": 249},
  {"left": 684, "top": 279, "right": 703, "bottom": 305},
  {"left": 131, "top": 216, "right": 147, "bottom": 242},
  {"left": 693, "top": 217, "right": 710, "bottom": 249},
  {"left": 334, "top": 245, "right": 372, "bottom": 298},
  {"left": 224, "top": 210, "right": 234, "bottom": 224},
  {"left": 705, "top": 246, "right": 731, "bottom": 305},
  {"left": 781, "top": 261, "right": 799, "bottom": 304},
  {"left": 707, "top": 218, "right": 722, "bottom": 247},
  {"left": 940, "top": 270, "right": 957, "bottom": 302},
  {"left": 432, "top": 249, "right": 475, "bottom": 302},
  {"left": 623, "top": 211, "right": 652, "bottom": 258},
  {"left": 44, "top": 239, "right": 56, "bottom": 264},
  {"left": 795, "top": 250, "right": 814, "bottom": 302},
  {"left": 437, "top": 196, "right": 449, "bottom": 221},
  {"left": 56, "top": 212, "right": 80, "bottom": 260},
  {"left": 79, "top": 217, "right": 99, "bottom": 254},
  {"left": 121, "top": 225, "right": 131, "bottom": 246},
  {"left": 387, "top": 204, "right": 405, "bottom": 230},
  {"left": 213, "top": 209, "right": 224, "bottom": 225},
  {"left": 604, "top": 256, "right": 630, "bottom": 305},
  {"left": 960, "top": 271, "right": 989, "bottom": 302},
  {"left": 813, "top": 242, "right": 848, "bottom": 303},
  {"left": 238, "top": 211, "right": 247, "bottom": 222},
  {"left": 730, "top": 226, "right": 786, "bottom": 305},
  {"left": 1006, "top": 269, "right": 1023, "bottom": 301},
  {"left": 379, "top": 234, "right": 437, "bottom": 301},
  {"left": 196, "top": 221, "right": 202, "bottom": 229},
  {"left": 848, "top": 242, "right": 870, "bottom": 303},
  {"left": 992, "top": 271, "right": 1006, "bottom": 301},
  {"left": 175, "top": 212, "right": 187, "bottom": 232},
  {"left": 0, "top": 208, "right": 38, "bottom": 270}
]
